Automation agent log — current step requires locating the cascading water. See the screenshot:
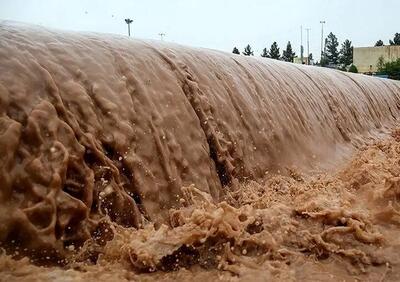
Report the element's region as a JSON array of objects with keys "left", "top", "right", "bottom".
[{"left": 1, "top": 22, "right": 400, "bottom": 281}]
